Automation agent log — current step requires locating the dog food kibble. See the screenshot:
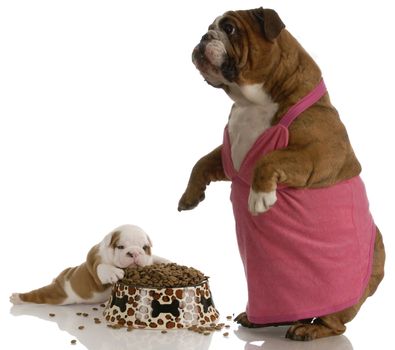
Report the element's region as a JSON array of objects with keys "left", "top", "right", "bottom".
[
  {"left": 226, "top": 315, "right": 232, "bottom": 320},
  {"left": 92, "top": 307, "right": 98, "bottom": 311},
  {"left": 70, "top": 339, "right": 77, "bottom": 345},
  {"left": 83, "top": 313, "right": 89, "bottom": 317},
  {"left": 188, "top": 323, "right": 226, "bottom": 335},
  {"left": 78, "top": 326, "right": 84, "bottom": 330},
  {"left": 49, "top": 313, "right": 55, "bottom": 317},
  {"left": 161, "top": 330, "right": 167, "bottom": 334},
  {"left": 100, "top": 303, "right": 106, "bottom": 307},
  {"left": 76, "top": 312, "right": 82, "bottom": 316},
  {"left": 122, "top": 263, "right": 207, "bottom": 287},
  {"left": 223, "top": 332, "right": 229, "bottom": 337}
]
